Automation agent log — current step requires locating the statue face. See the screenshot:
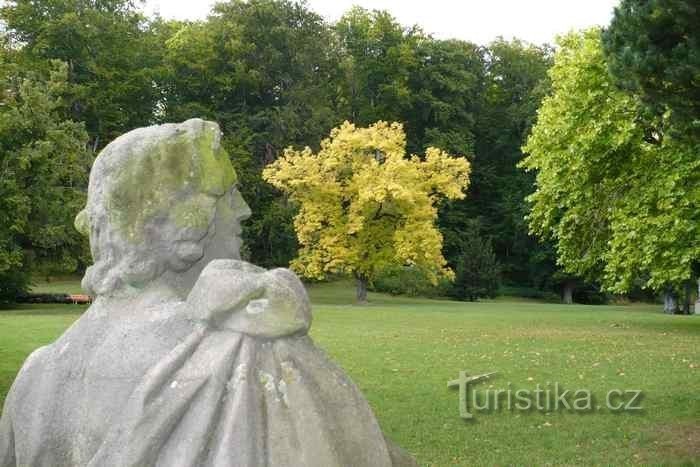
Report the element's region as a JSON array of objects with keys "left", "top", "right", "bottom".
[
  {"left": 168, "top": 185, "right": 250, "bottom": 275},
  {"left": 206, "top": 187, "right": 252, "bottom": 261}
]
